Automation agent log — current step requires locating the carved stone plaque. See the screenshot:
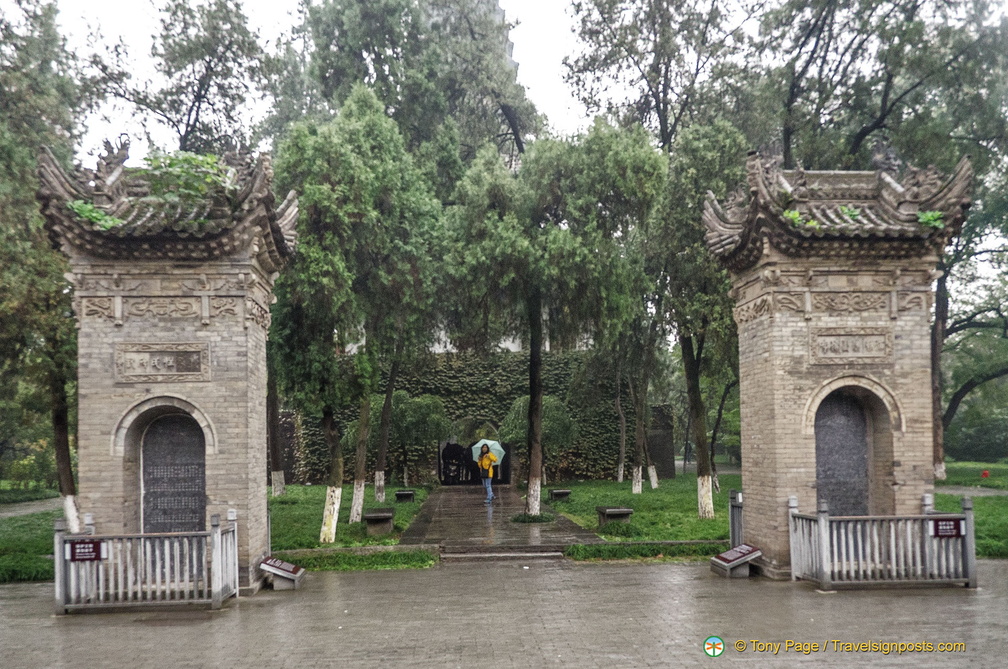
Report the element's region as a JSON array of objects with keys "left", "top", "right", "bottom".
[
  {"left": 114, "top": 343, "right": 210, "bottom": 382},
  {"left": 810, "top": 328, "right": 892, "bottom": 365},
  {"left": 142, "top": 414, "right": 206, "bottom": 533}
]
